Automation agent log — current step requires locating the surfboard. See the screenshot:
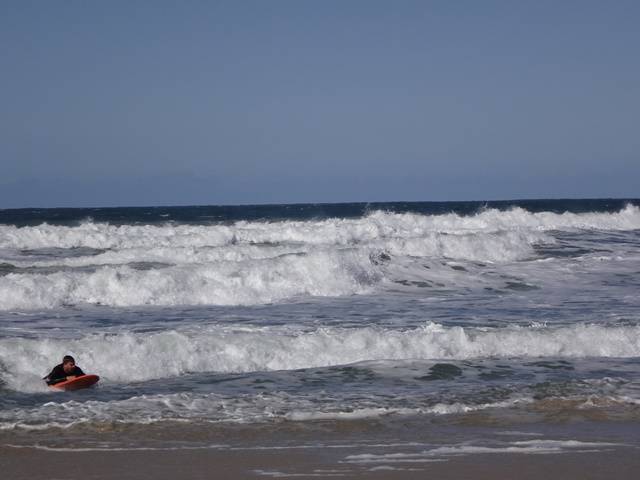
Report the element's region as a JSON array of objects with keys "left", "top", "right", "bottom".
[{"left": 49, "top": 374, "right": 100, "bottom": 391}]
